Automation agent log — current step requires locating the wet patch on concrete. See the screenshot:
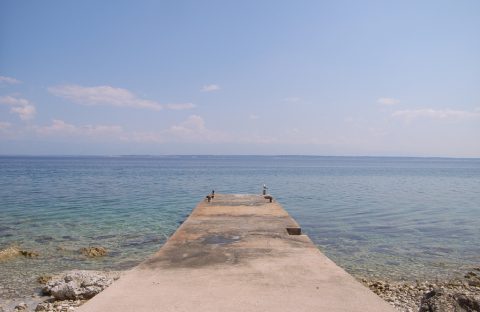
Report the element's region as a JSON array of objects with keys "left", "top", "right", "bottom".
[
  {"left": 203, "top": 235, "right": 241, "bottom": 245},
  {"left": 209, "top": 202, "right": 266, "bottom": 207},
  {"left": 140, "top": 243, "right": 280, "bottom": 270},
  {"left": 141, "top": 244, "right": 230, "bottom": 269}
]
